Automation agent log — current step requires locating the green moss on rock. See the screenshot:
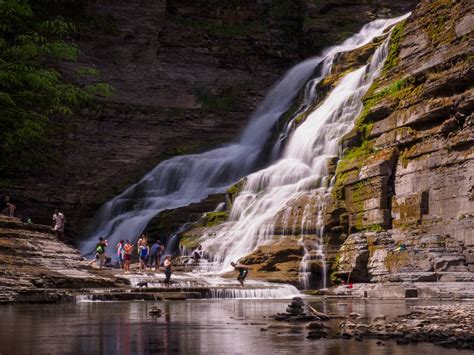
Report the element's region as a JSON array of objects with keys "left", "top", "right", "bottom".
[
  {"left": 383, "top": 21, "right": 406, "bottom": 73},
  {"left": 202, "top": 211, "right": 229, "bottom": 227}
]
